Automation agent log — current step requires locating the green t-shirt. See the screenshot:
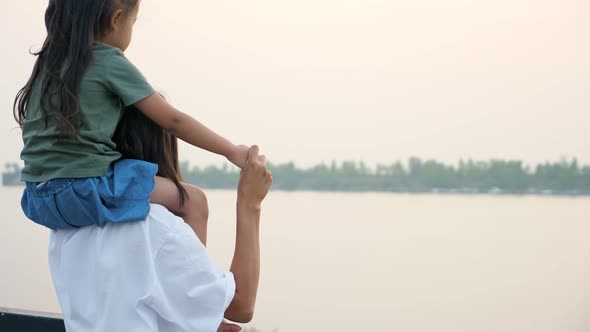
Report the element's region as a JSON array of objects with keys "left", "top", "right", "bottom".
[{"left": 20, "top": 42, "right": 155, "bottom": 182}]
